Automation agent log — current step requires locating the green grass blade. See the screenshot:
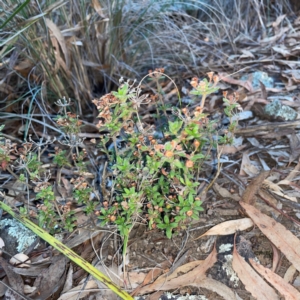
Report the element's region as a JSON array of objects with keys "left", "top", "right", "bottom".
[
  {"left": 0, "top": 0, "right": 30, "bottom": 29},
  {"left": 0, "top": 201, "right": 134, "bottom": 300}
]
